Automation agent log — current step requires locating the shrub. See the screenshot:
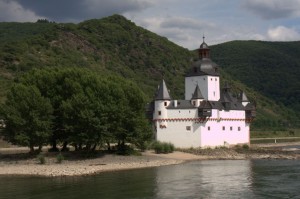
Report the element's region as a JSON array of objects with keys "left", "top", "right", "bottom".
[
  {"left": 56, "top": 153, "right": 64, "bottom": 163},
  {"left": 242, "top": 144, "right": 249, "bottom": 150},
  {"left": 116, "top": 145, "right": 141, "bottom": 156},
  {"left": 153, "top": 141, "right": 174, "bottom": 154},
  {"left": 37, "top": 154, "right": 46, "bottom": 164}
]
